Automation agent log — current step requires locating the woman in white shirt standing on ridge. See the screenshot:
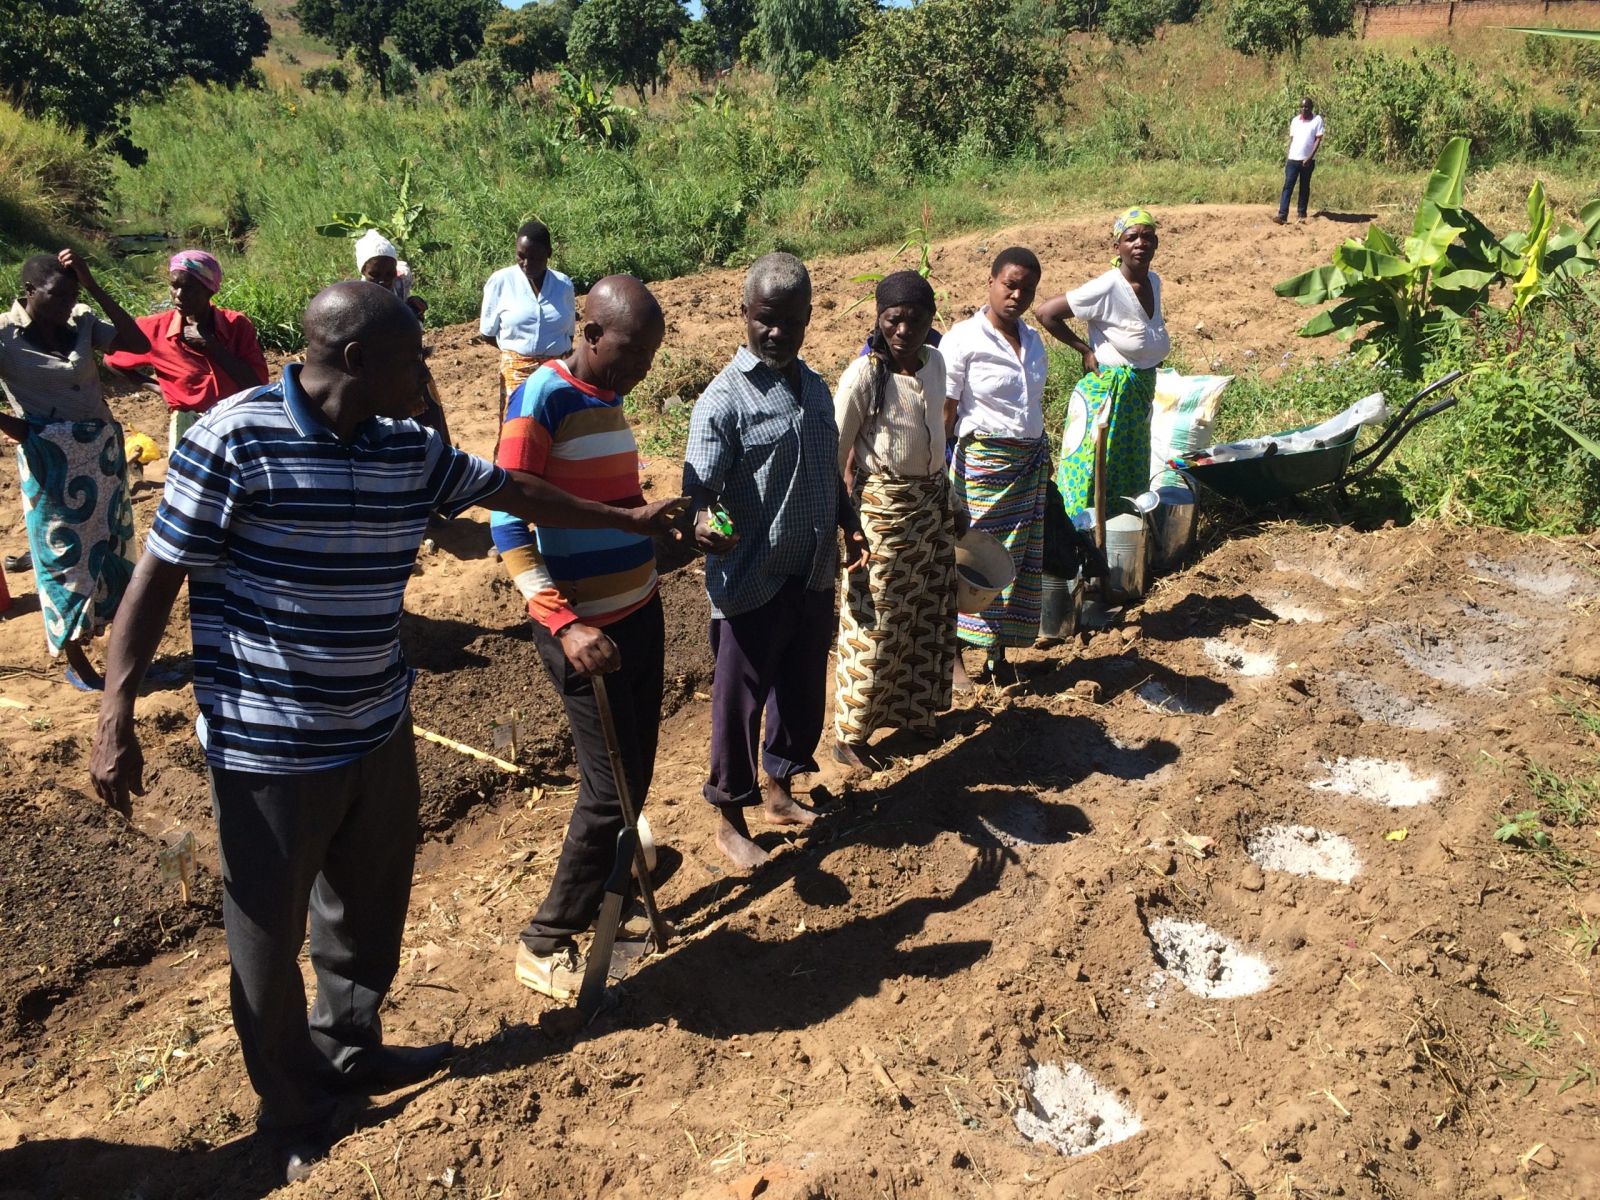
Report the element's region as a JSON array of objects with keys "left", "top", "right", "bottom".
[
  {"left": 1036, "top": 207, "right": 1171, "bottom": 527},
  {"left": 479, "top": 220, "right": 577, "bottom": 421}
]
